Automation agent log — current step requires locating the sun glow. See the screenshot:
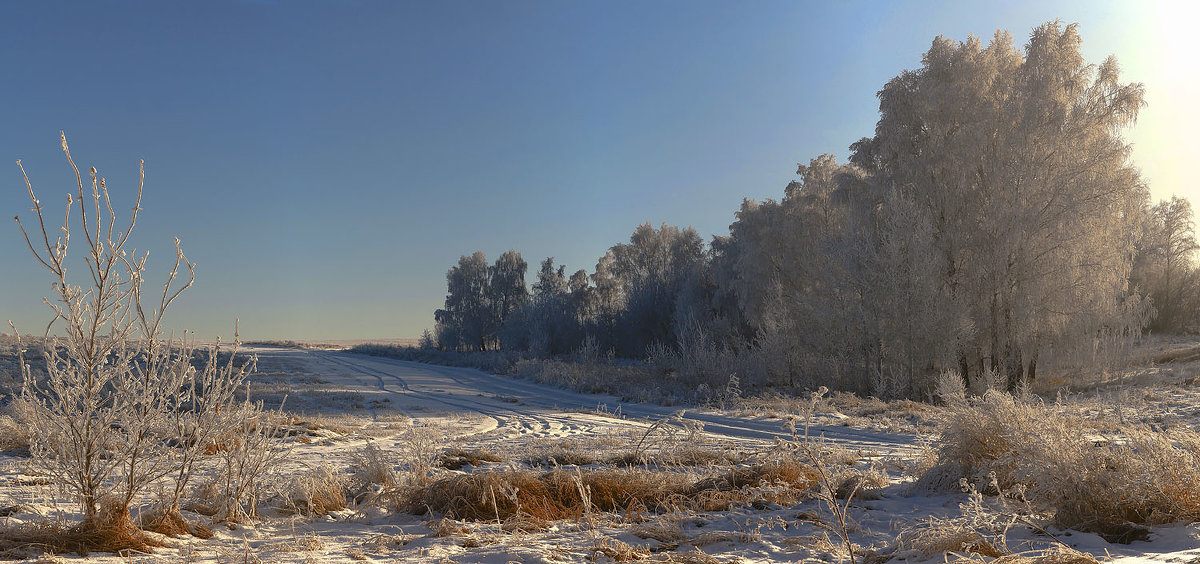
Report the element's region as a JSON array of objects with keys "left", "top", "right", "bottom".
[{"left": 1121, "top": 1, "right": 1200, "bottom": 205}]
